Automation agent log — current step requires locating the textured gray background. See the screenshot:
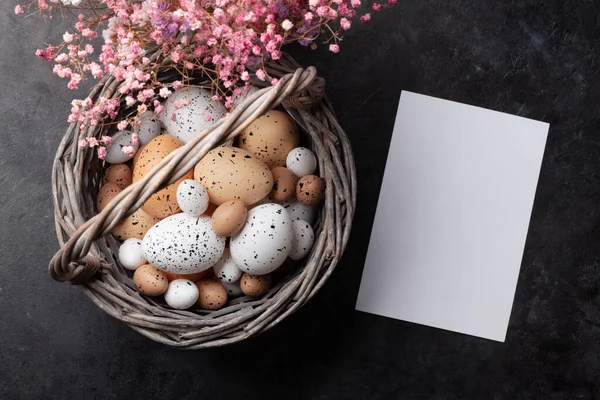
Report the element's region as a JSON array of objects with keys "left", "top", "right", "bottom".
[{"left": 2, "top": 0, "right": 600, "bottom": 399}]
